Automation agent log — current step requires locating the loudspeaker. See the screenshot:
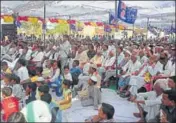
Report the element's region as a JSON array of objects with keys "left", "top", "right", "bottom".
[{"left": 2, "top": 24, "right": 17, "bottom": 41}]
